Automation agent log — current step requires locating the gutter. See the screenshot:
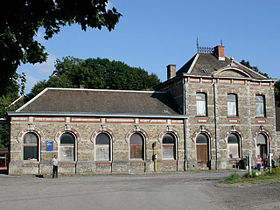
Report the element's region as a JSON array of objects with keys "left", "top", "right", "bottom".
[{"left": 8, "top": 112, "right": 188, "bottom": 119}]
